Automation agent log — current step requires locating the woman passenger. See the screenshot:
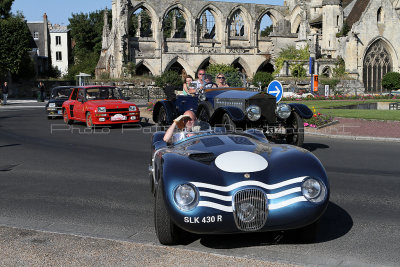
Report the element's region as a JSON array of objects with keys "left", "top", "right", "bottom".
[
  {"left": 215, "top": 73, "right": 229, "bottom": 87},
  {"left": 183, "top": 75, "right": 196, "bottom": 95}
]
